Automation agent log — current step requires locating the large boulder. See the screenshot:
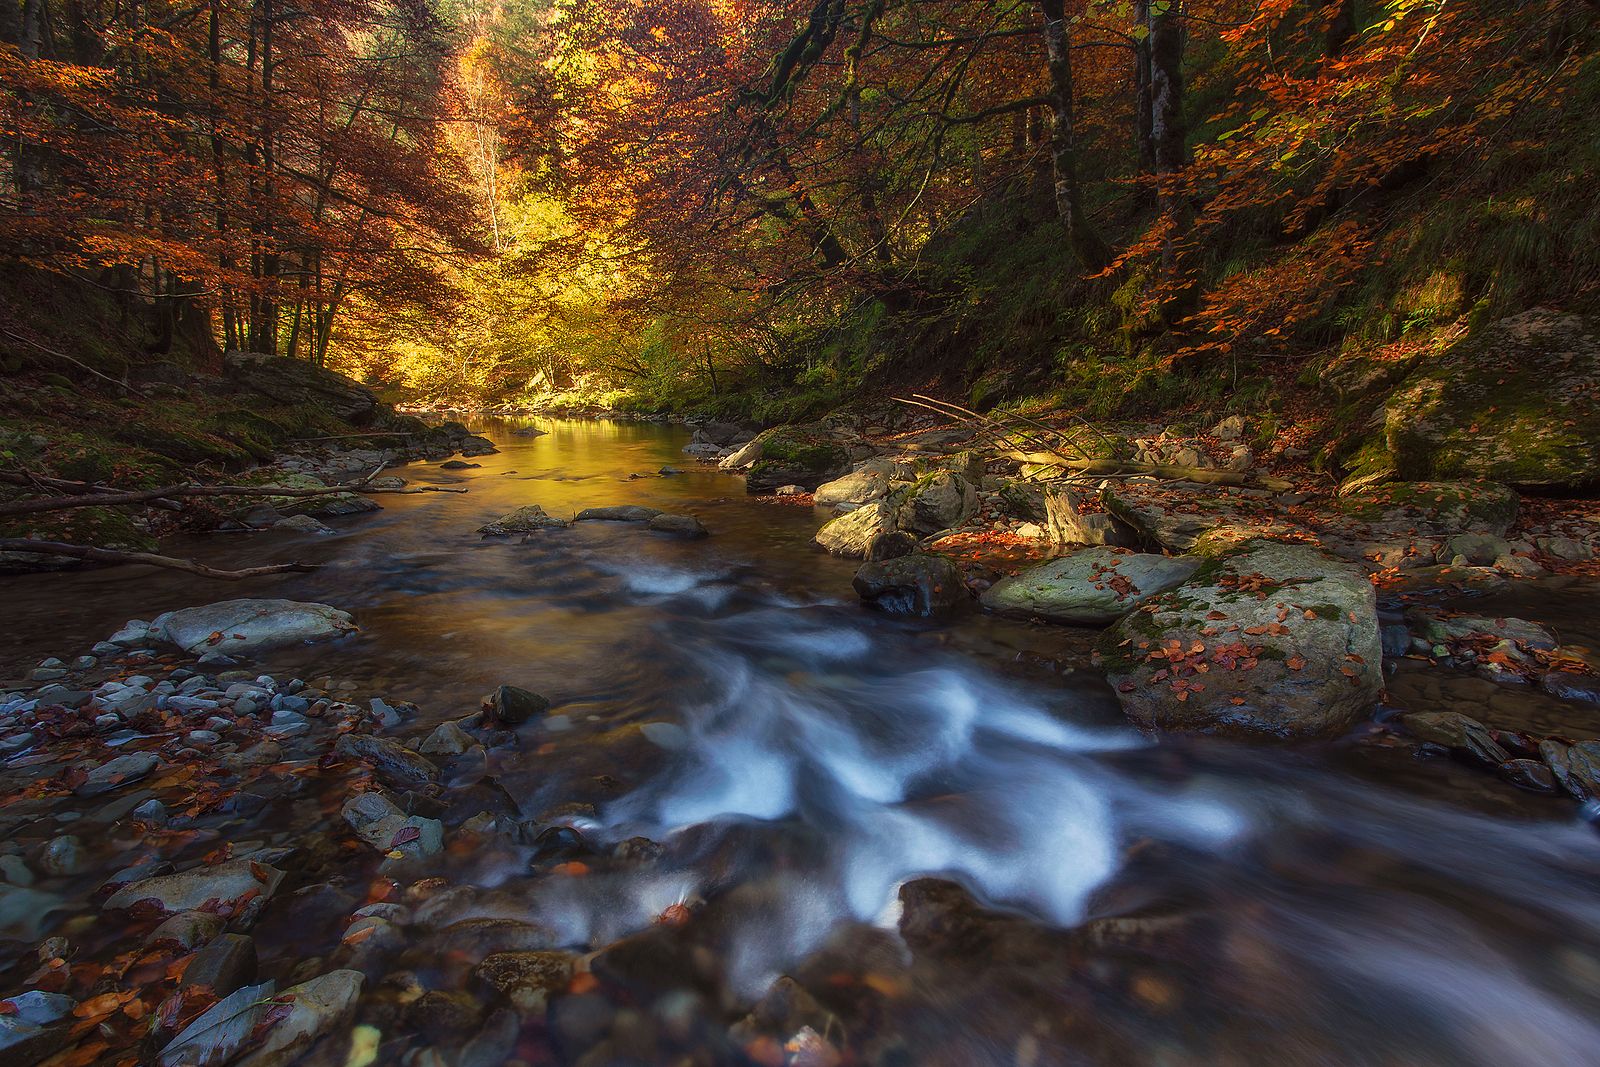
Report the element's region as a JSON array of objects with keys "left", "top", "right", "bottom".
[
  {"left": 853, "top": 554, "right": 967, "bottom": 617},
  {"left": 744, "top": 426, "right": 851, "bottom": 493},
  {"left": 899, "top": 471, "right": 979, "bottom": 535},
  {"left": 1043, "top": 485, "right": 1138, "bottom": 547},
  {"left": 225, "top": 351, "right": 379, "bottom": 424},
  {"left": 980, "top": 549, "right": 1200, "bottom": 625},
  {"left": 1098, "top": 542, "right": 1382, "bottom": 738},
  {"left": 814, "top": 502, "right": 913, "bottom": 560},
  {"left": 1333, "top": 480, "right": 1518, "bottom": 538},
  {"left": 1382, "top": 309, "right": 1600, "bottom": 489},
  {"left": 813, "top": 463, "right": 892, "bottom": 508},
  {"left": 148, "top": 599, "right": 356, "bottom": 656}
]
